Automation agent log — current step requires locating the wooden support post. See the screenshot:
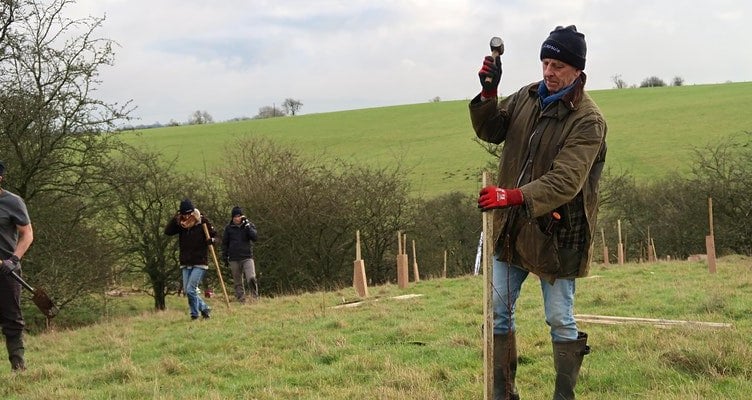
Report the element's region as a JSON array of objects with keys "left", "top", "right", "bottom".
[
  {"left": 651, "top": 238, "right": 658, "bottom": 262},
  {"left": 706, "top": 197, "right": 716, "bottom": 274},
  {"left": 411, "top": 240, "right": 420, "bottom": 282},
  {"left": 601, "top": 228, "right": 609, "bottom": 265},
  {"left": 396, "top": 231, "right": 409, "bottom": 288},
  {"left": 402, "top": 233, "right": 409, "bottom": 286},
  {"left": 617, "top": 219, "right": 624, "bottom": 265},
  {"left": 443, "top": 250, "right": 447, "bottom": 278},
  {"left": 482, "top": 171, "right": 494, "bottom": 400},
  {"left": 353, "top": 230, "right": 368, "bottom": 297}
]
